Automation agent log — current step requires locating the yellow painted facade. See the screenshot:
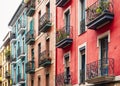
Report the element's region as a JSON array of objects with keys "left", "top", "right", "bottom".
[{"left": 1, "top": 32, "right": 11, "bottom": 86}]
